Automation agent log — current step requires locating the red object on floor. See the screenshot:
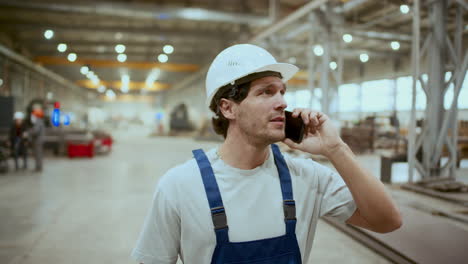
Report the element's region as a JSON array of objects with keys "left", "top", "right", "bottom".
[
  {"left": 101, "top": 137, "right": 113, "bottom": 149},
  {"left": 67, "top": 141, "right": 94, "bottom": 158}
]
